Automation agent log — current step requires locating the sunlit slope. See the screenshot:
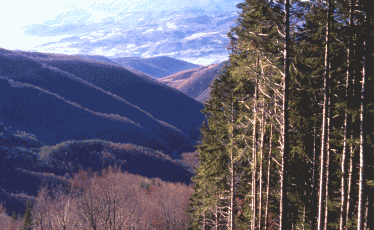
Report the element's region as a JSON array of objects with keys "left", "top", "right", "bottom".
[{"left": 159, "top": 60, "right": 228, "bottom": 102}]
